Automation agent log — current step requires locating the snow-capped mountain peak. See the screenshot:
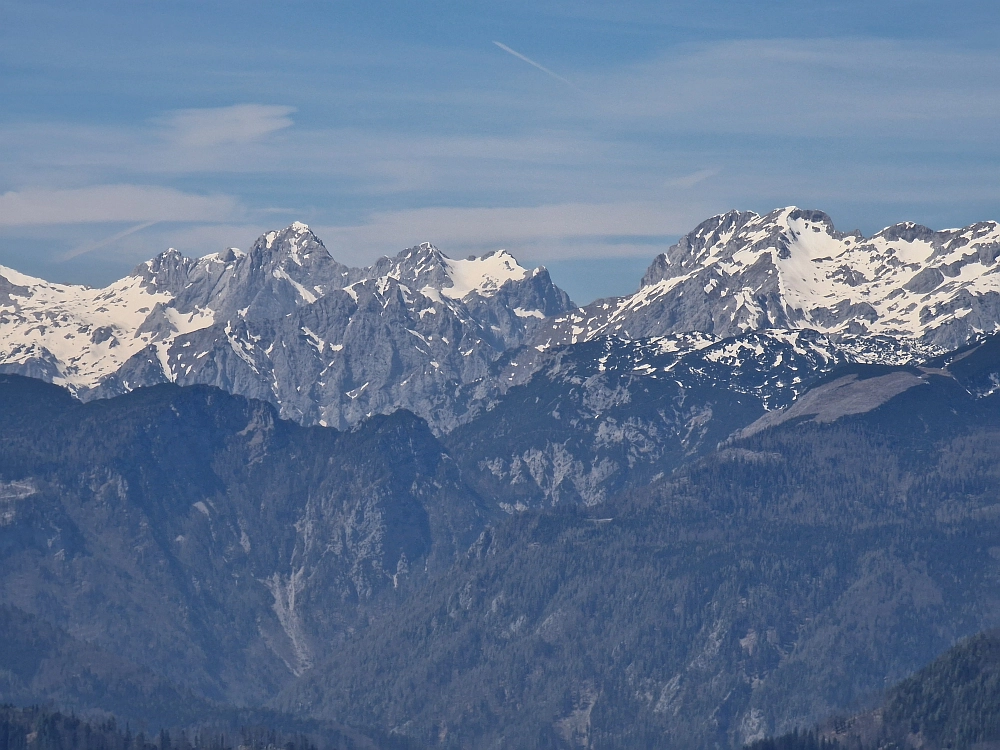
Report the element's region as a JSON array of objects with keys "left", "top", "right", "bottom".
[
  {"left": 258, "top": 221, "right": 330, "bottom": 266},
  {"left": 0, "top": 263, "right": 176, "bottom": 388},
  {"left": 0, "top": 224, "right": 574, "bottom": 430},
  {"left": 440, "top": 249, "right": 529, "bottom": 300},
  {"left": 537, "top": 207, "right": 1000, "bottom": 352},
  {"left": 364, "top": 243, "right": 532, "bottom": 302}
]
